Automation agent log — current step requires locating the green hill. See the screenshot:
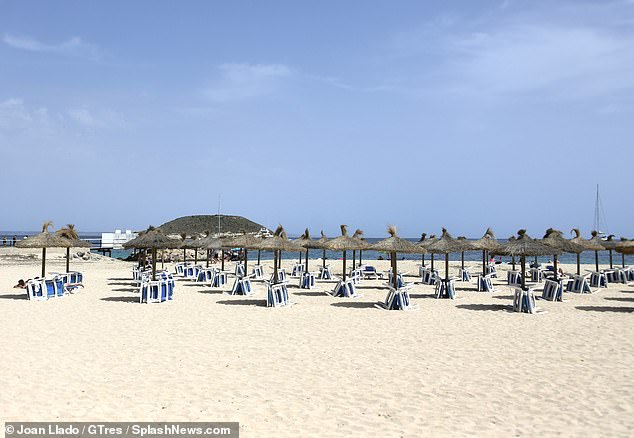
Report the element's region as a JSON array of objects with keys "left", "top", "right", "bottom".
[{"left": 158, "top": 215, "right": 268, "bottom": 236}]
